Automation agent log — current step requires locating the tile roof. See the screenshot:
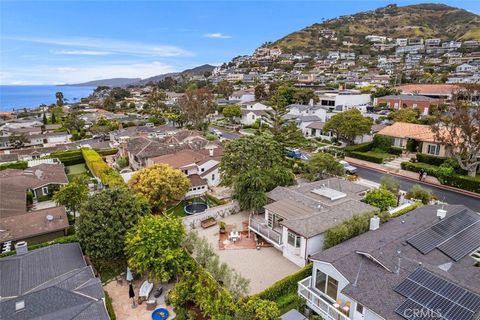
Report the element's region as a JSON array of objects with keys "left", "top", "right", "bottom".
[
  {"left": 306, "top": 122, "right": 326, "bottom": 130},
  {"left": 188, "top": 174, "right": 208, "bottom": 187},
  {"left": 396, "top": 84, "right": 458, "bottom": 95},
  {"left": 309, "top": 205, "right": 480, "bottom": 320},
  {"left": 0, "top": 243, "right": 108, "bottom": 320},
  {"left": 377, "top": 122, "right": 437, "bottom": 142}
]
